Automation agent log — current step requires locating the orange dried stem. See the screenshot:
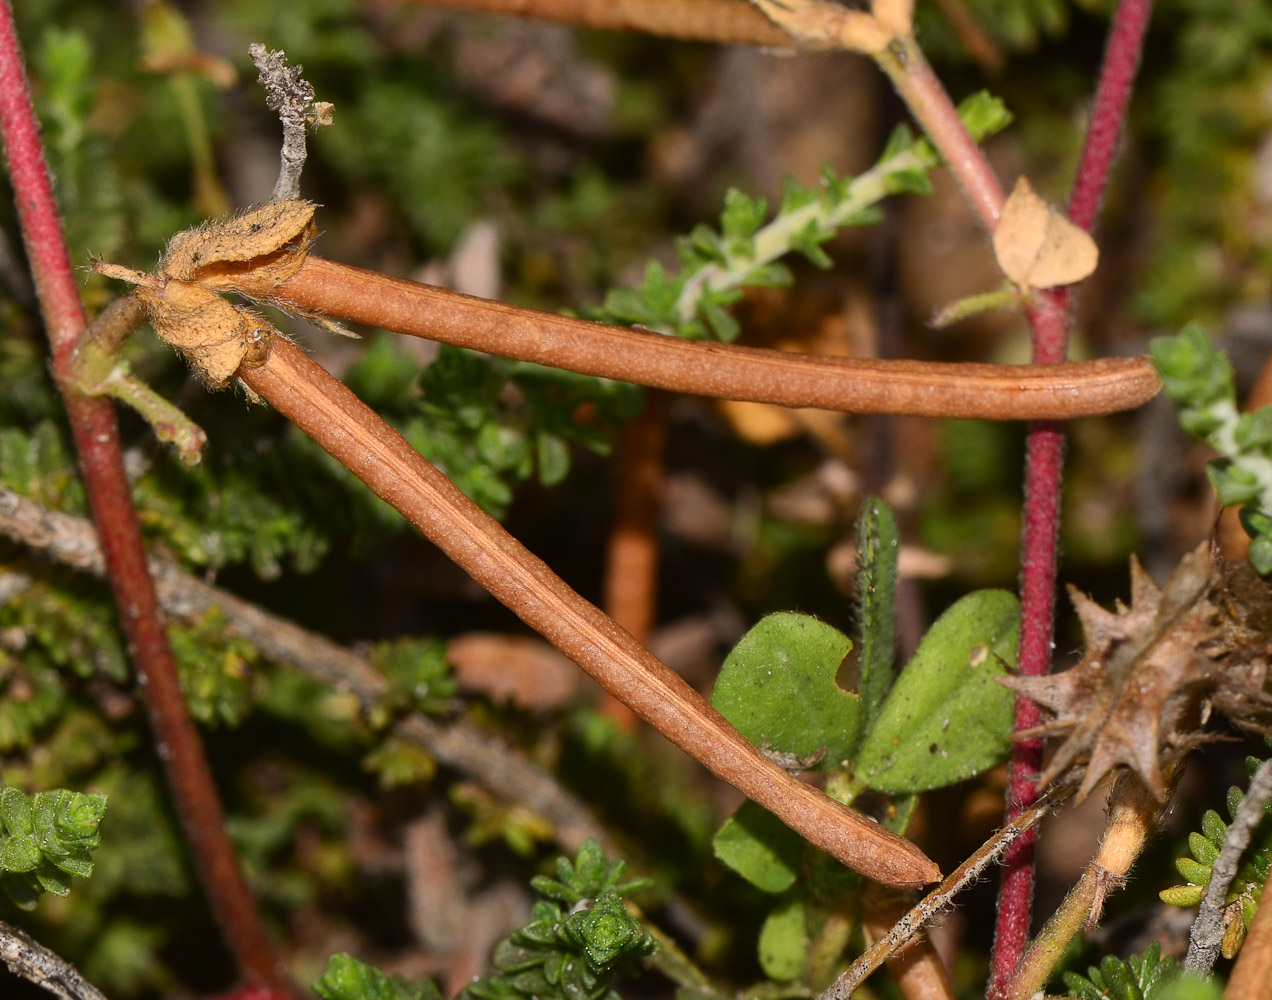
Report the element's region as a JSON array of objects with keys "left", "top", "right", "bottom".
[
  {"left": 397, "top": 0, "right": 793, "bottom": 46},
  {"left": 275, "top": 257, "right": 1159, "bottom": 420},
  {"left": 239, "top": 338, "right": 941, "bottom": 889}
]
